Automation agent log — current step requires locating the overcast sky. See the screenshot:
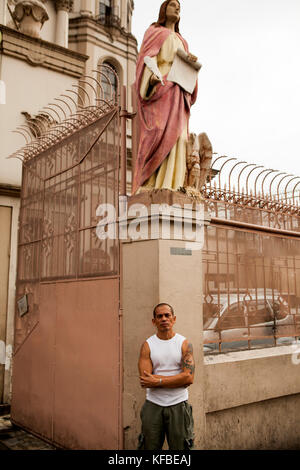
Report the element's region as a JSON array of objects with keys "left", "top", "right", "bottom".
[{"left": 132, "top": 0, "right": 300, "bottom": 188}]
